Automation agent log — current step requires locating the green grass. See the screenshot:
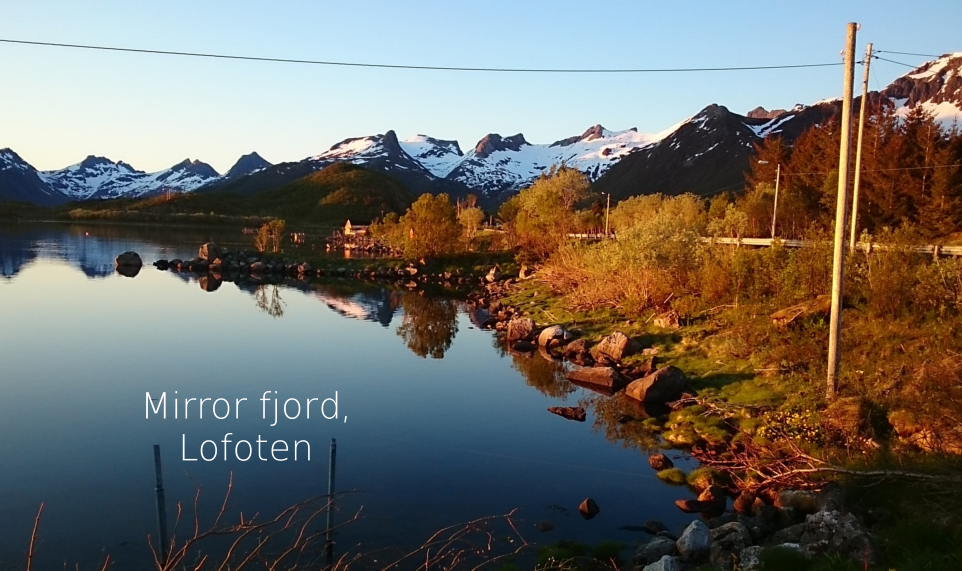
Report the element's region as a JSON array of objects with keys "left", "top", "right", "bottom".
[{"left": 656, "top": 468, "right": 687, "bottom": 485}]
